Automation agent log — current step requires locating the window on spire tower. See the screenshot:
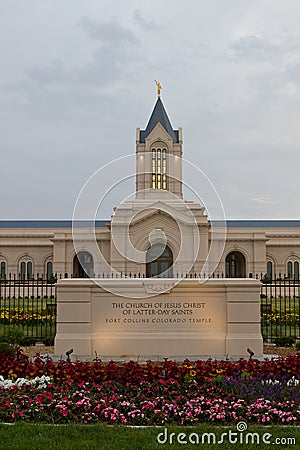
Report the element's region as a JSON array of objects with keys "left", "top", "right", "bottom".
[{"left": 151, "top": 148, "right": 167, "bottom": 190}]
